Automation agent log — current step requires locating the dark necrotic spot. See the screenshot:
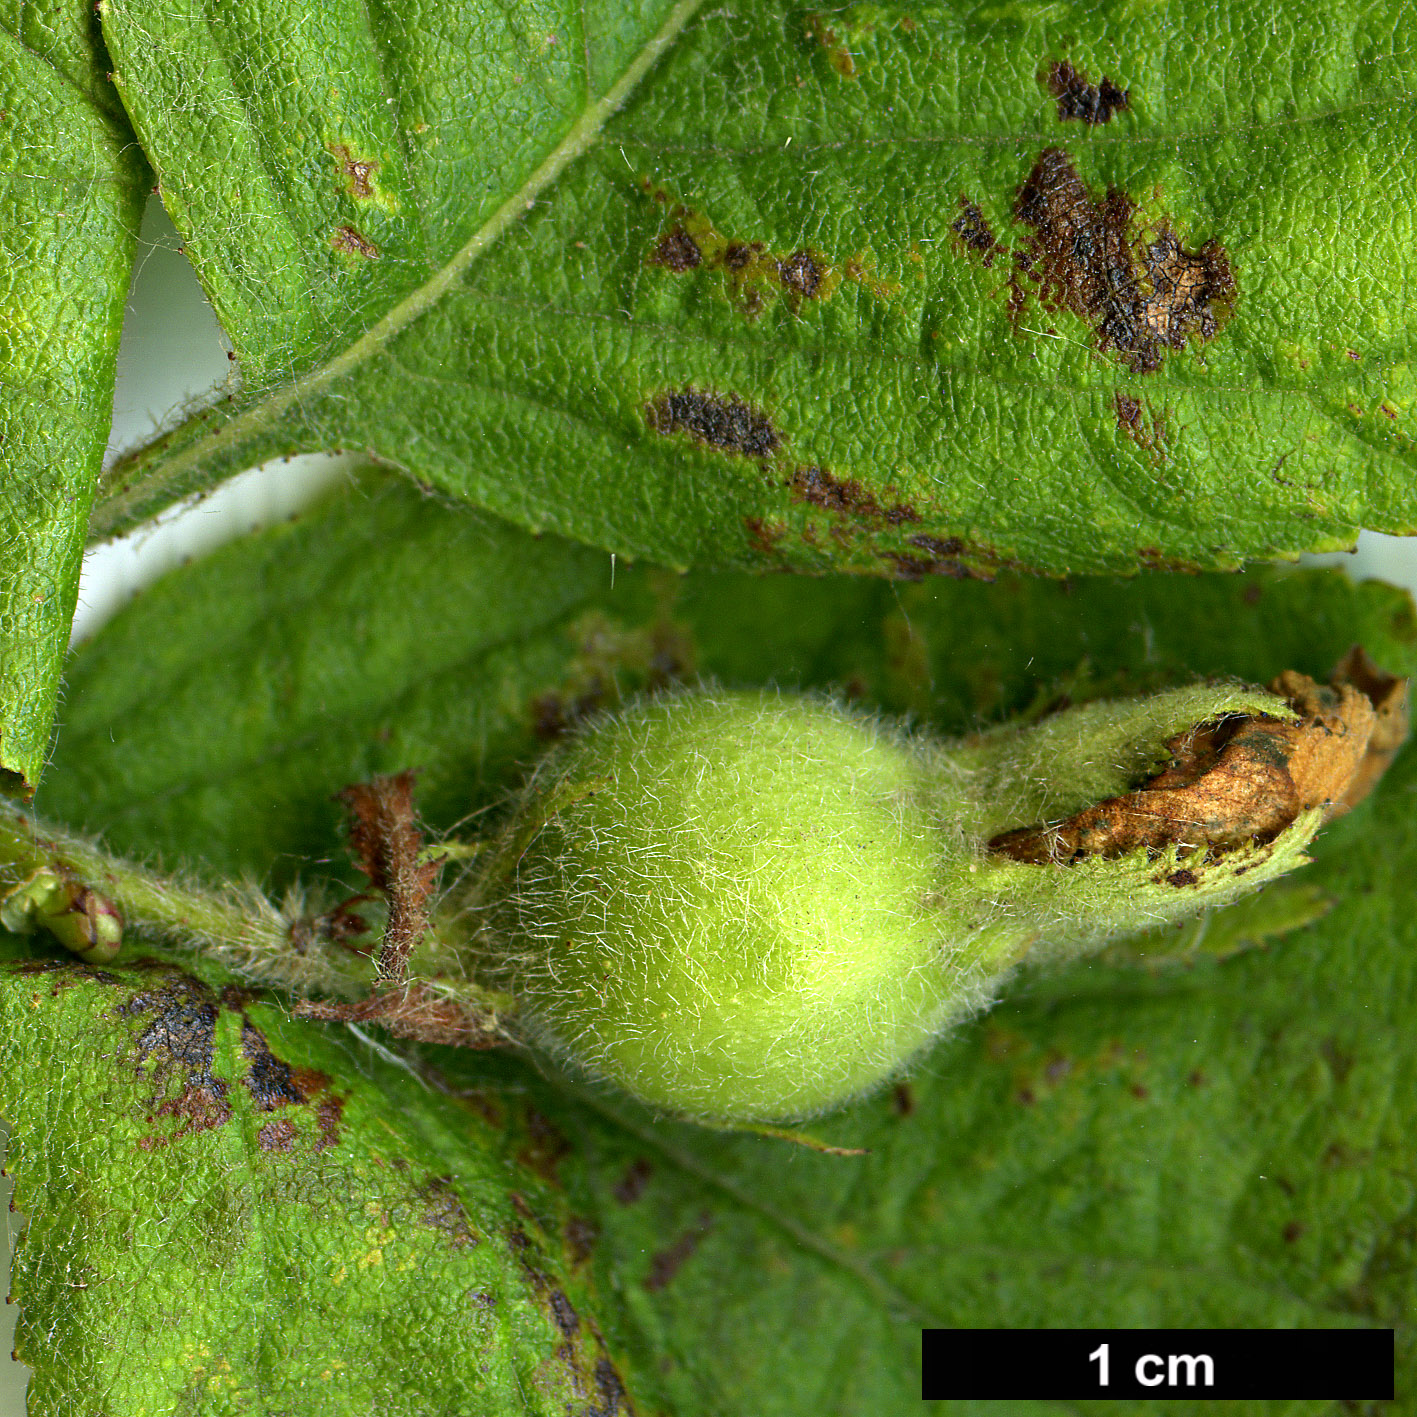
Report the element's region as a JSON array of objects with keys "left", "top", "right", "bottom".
[
  {"left": 1166, "top": 868, "right": 1198, "bottom": 887},
  {"left": 789, "top": 465, "right": 918, "bottom": 525},
  {"left": 547, "top": 1288, "right": 580, "bottom": 1338},
  {"left": 329, "top": 143, "right": 377, "bottom": 198},
  {"left": 517, "top": 1108, "right": 572, "bottom": 1185},
  {"left": 644, "top": 1212, "right": 712, "bottom": 1291},
  {"left": 778, "top": 249, "right": 823, "bottom": 297},
  {"left": 1114, "top": 391, "right": 1143, "bottom": 431},
  {"left": 650, "top": 224, "right": 702, "bottom": 272},
  {"left": 613, "top": 1157, "right": 652, "bottom": 1206},
  {"left": 258, "top": 1118, "right": 299, "bottom": 1152},
  {"left": 122, "top": 975, "right": 231, "bottom": 1145},
  {"left": 593, "top": 1358, "right": 628, "bottom": 1417},
  {"left": 331, "top": 224, "right": 379, "bottom": 258},
  {"left": 952, "top": 197, "right": 999, "bottom": 265},
  {"left": 1043, "top": 59, "right": 1130, "bottom": 124},
  {"left": 1012, "top": 148, "right": 1234, "bottom": 374},
  {"left": 646, "top": 388, "right": 782, "bottom": 458},
  {"left": 565, "top": 1215, "right": 597, "bottom": 1265},
  {"left": 722, "top": 241, "right": 757, "bottom": 270},
  {"left": 421, "top": 1177, "right": 478, "bottom": 1248},
  {"left": 242, "top": 1021, "right": 307, "bottom": 1110}
]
